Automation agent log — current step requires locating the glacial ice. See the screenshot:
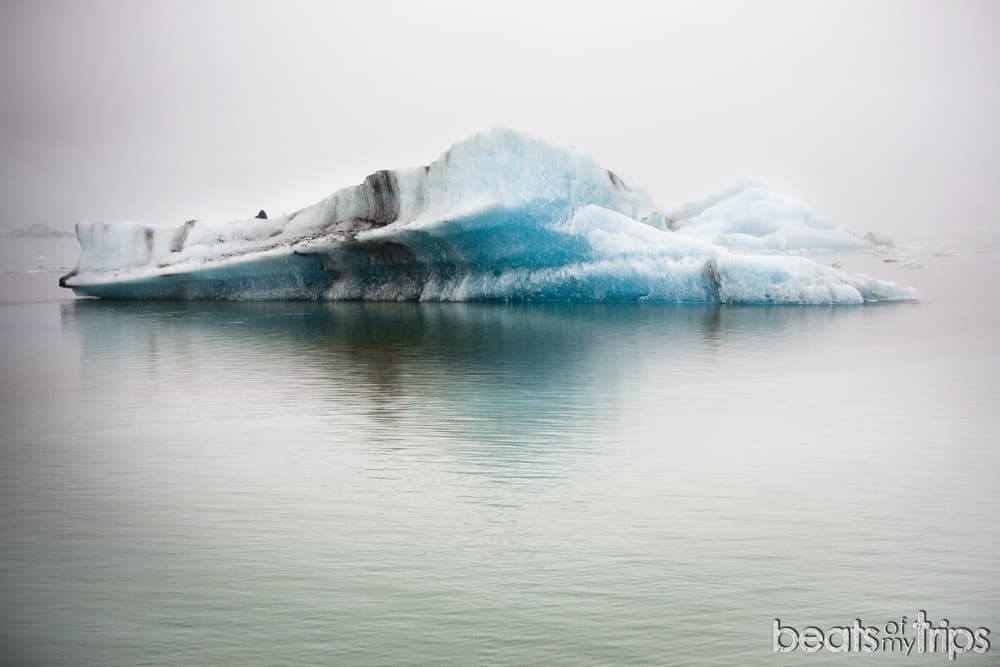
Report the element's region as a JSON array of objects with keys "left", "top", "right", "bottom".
[{"left": 59, "top": 129, "right": 917, "bottom": 304}]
